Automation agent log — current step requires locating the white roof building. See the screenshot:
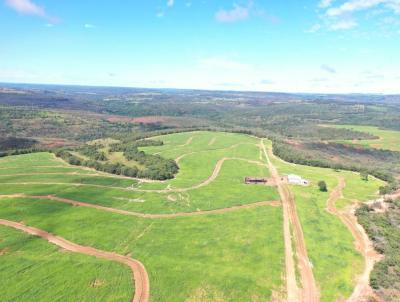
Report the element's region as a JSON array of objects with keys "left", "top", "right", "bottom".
[{"left": 287, "top": 174, "right": 309, "bottom": 186}]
